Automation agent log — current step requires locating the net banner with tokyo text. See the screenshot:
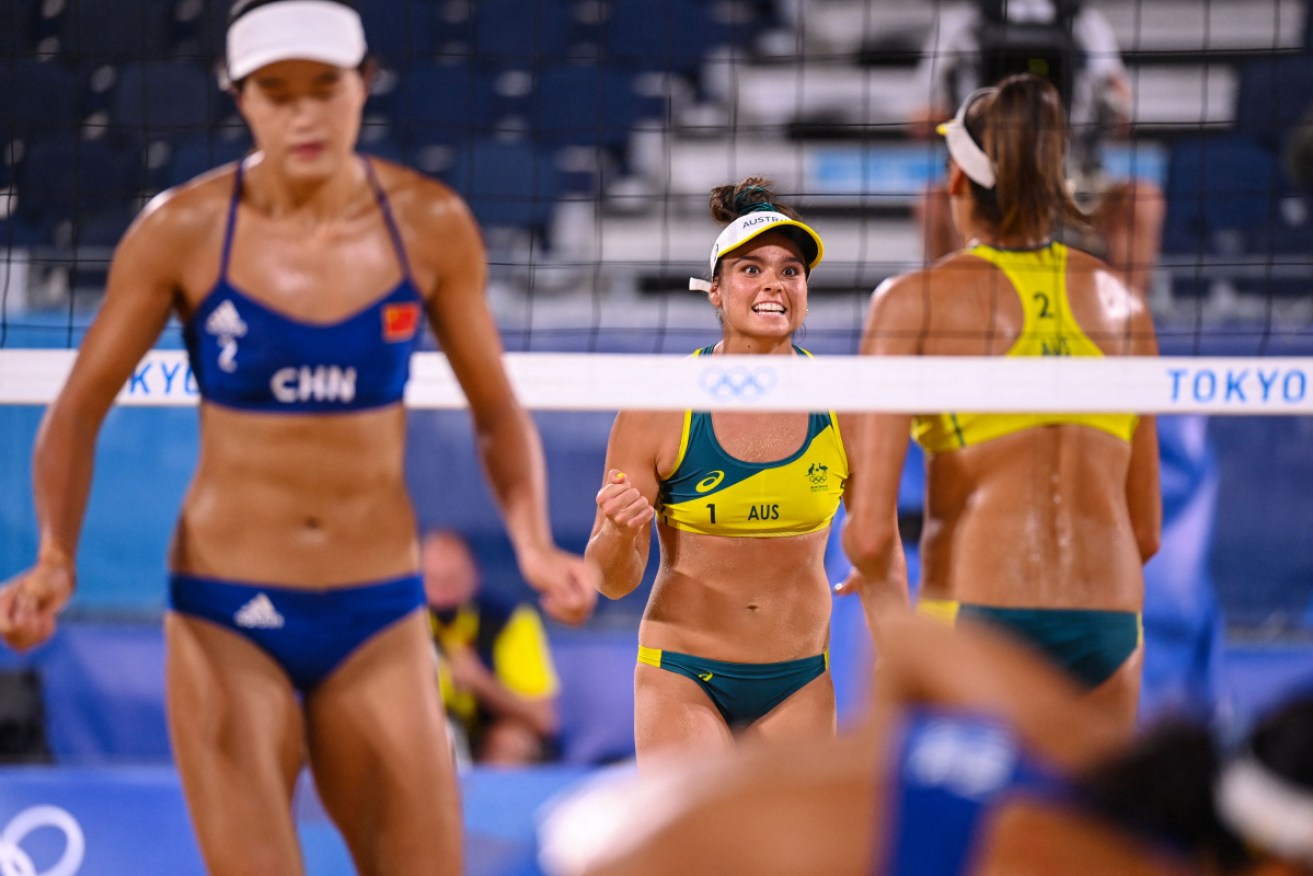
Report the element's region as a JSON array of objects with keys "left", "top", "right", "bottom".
[{"left": 0, "top": 350, "right": 1311, "bottom": 414}]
